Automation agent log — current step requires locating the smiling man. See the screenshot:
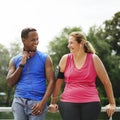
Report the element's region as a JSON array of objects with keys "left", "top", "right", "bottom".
[{"left": 6, "top": 27, "right": 55, "bottom": 120}]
